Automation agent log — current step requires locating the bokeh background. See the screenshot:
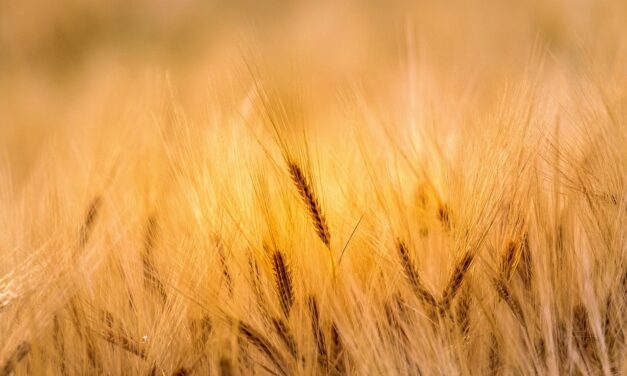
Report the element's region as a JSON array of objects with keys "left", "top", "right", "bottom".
[{"left": 1, "top": 0, "right": 625, "bottom": 187}]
